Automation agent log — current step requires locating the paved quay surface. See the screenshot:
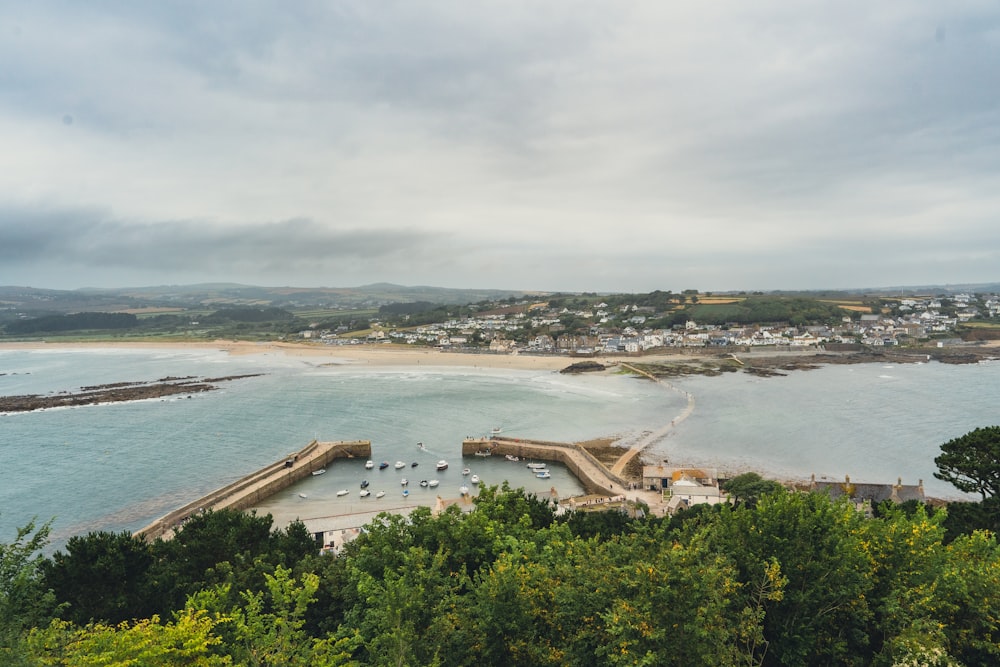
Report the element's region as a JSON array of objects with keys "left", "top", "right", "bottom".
[{"left": 136, "top": 439, "right": 370, "bottom": 541}]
